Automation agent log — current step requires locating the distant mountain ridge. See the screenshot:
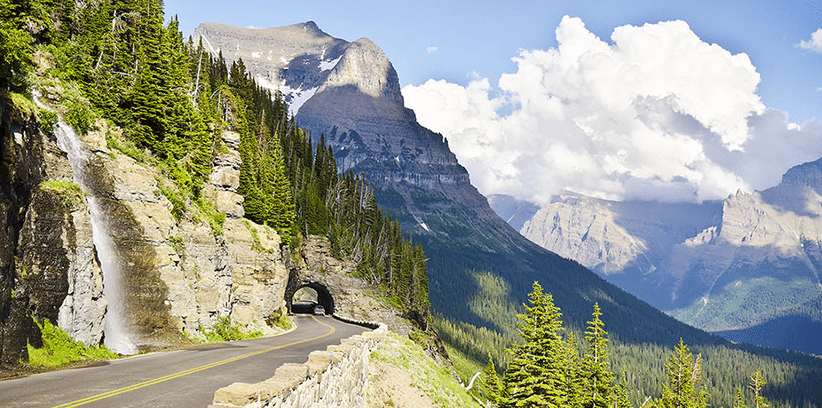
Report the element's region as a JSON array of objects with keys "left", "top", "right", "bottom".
[{"left": 495, "top": 159, "right": 822, "bottom": 354}]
